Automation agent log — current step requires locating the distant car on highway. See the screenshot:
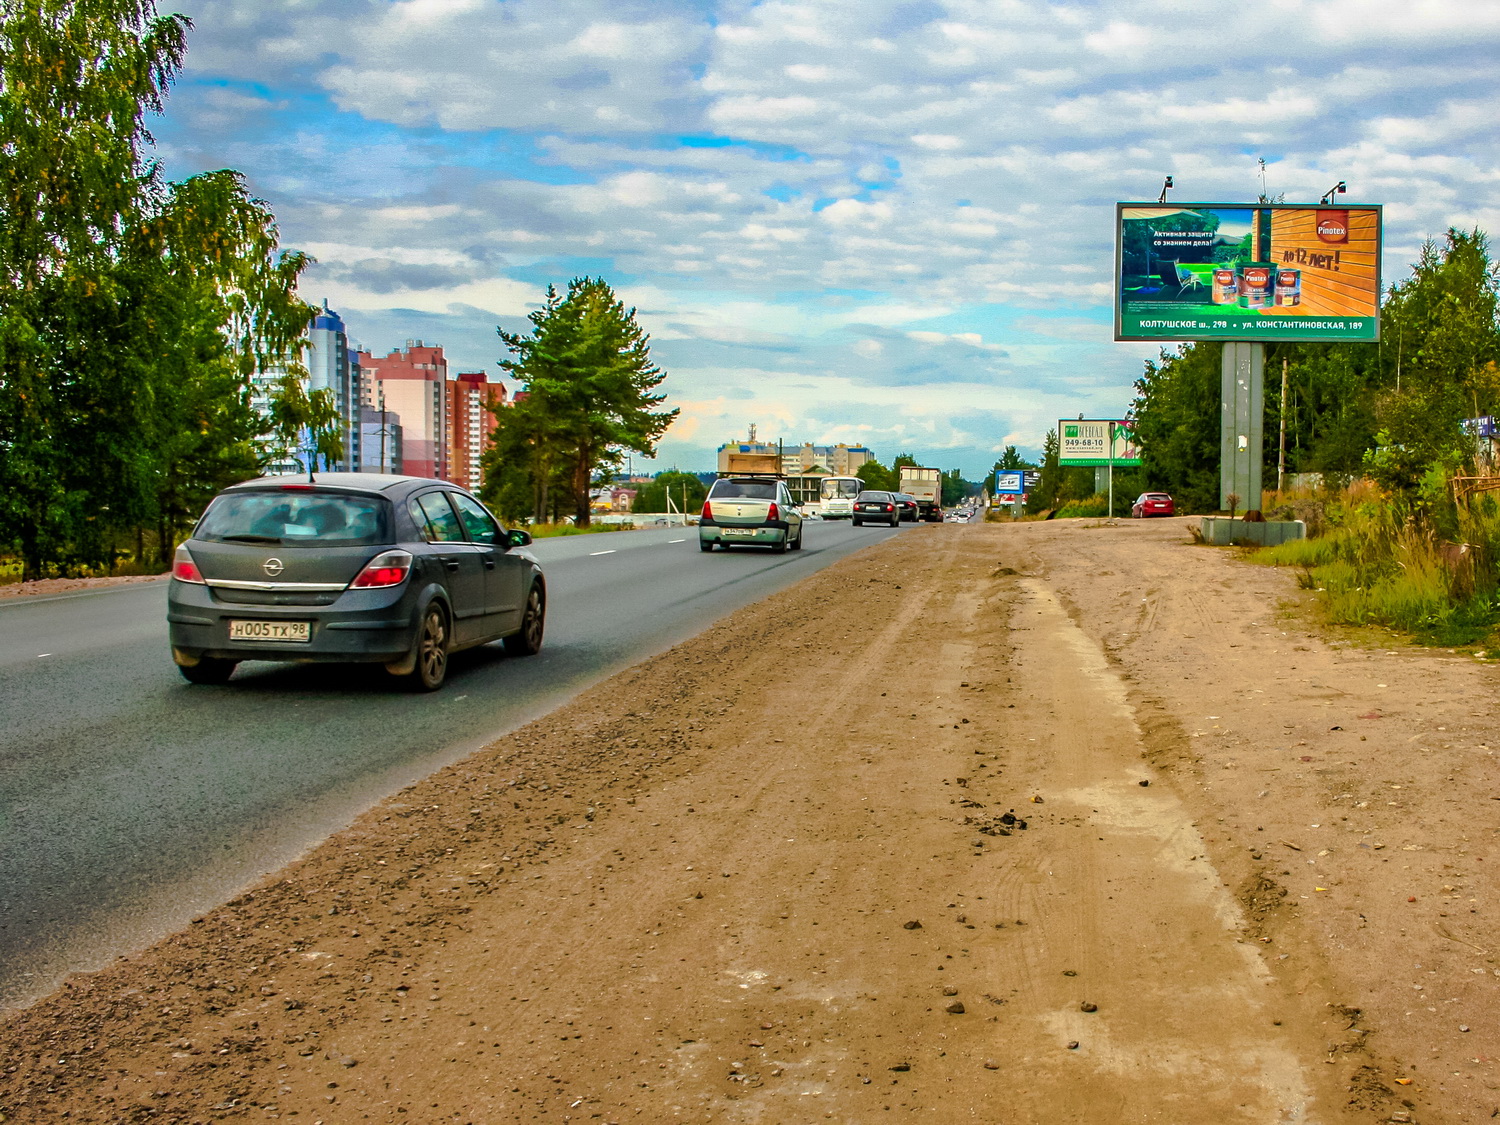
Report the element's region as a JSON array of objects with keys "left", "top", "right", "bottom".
[
  {"left": 852, "top": 490, "right": 901, "bottom": 527},
  {"left": 891, "top": 492, "right": 920, "bottom": 522},
  {"left": 698, "top": 476, "right": 804, "bottom": 552},
  {"left": 167, "top": 473, "right": 545, "bottom": 691},
  {"left": 1131, "top": 492, "right": 1175, "bottom": 518}
]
